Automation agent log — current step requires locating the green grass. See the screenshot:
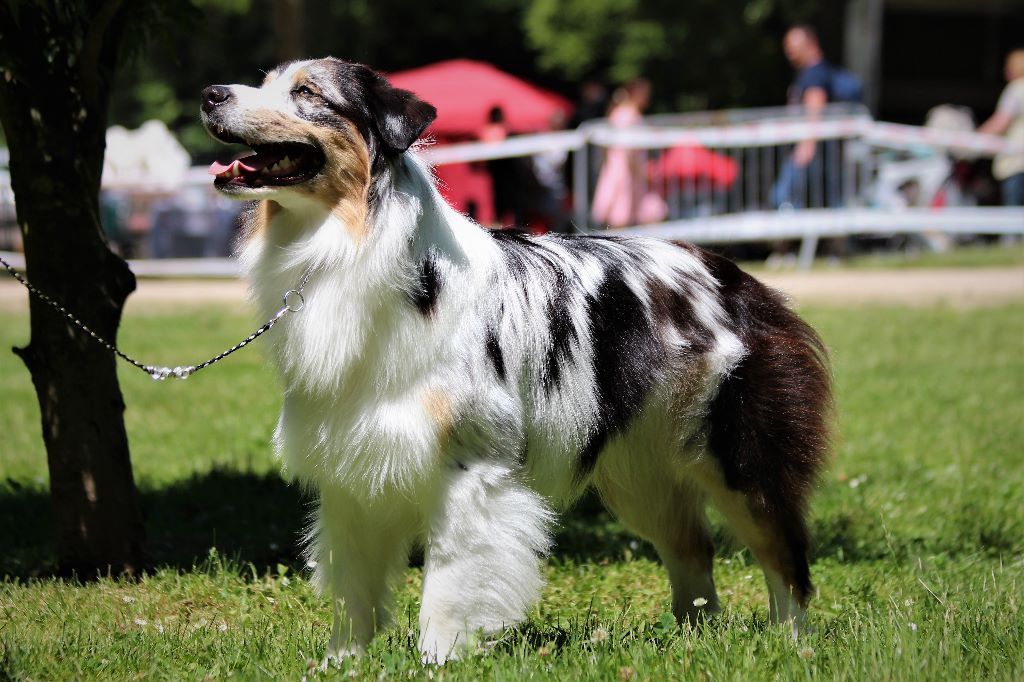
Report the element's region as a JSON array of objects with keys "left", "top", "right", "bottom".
[
  {"left": 740, "top": 239, "right": 1024, "bottom": 272},
  {"left": 2, "top": 301, "right": 1023, "bottom": 679},
  {"left": 827, "top": 240, "right": 1024, "bottom": 270}
]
